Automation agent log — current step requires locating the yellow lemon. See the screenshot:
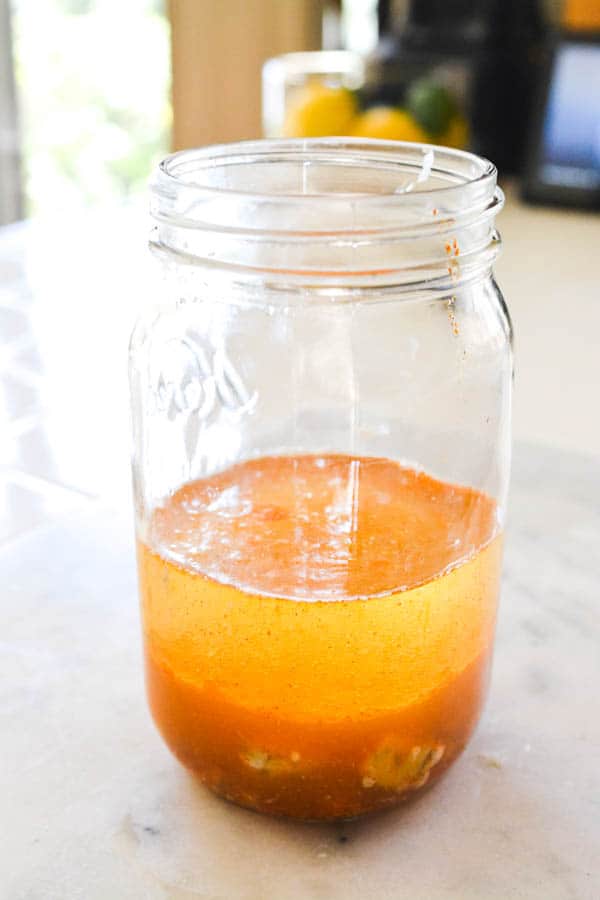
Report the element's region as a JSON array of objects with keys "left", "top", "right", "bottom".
[
  {"left": 439, "top": 114, "right": 470, "bottom": 150},
  {"left": 283, "top": 84, "right": 358, "bottom": 138},
  {"left": 351, "top": 107, "right": 429, "bottom": 143}
]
